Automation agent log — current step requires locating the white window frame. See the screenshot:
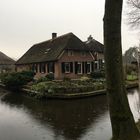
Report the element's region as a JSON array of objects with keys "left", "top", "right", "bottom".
[
  {"left": 77, "top": 62, "right": 82, "bottom": 74},
  {"left": 95, "top": 61, "right": 99, "bottom": 70},
  {"left": 65, "top": 62, "right": 70, "bottom": 73}
]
